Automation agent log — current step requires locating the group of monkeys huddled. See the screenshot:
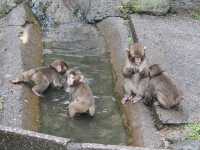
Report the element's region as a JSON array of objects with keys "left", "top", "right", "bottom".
[
  {"left": 11, "top": 42, "right": 183, "bottom": 119},
  {"left": 11, "top": 60, "right": 95, "bottom": 118},
  {"left": 122, "top": 43, "right": 184, "bottom": 109}
]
